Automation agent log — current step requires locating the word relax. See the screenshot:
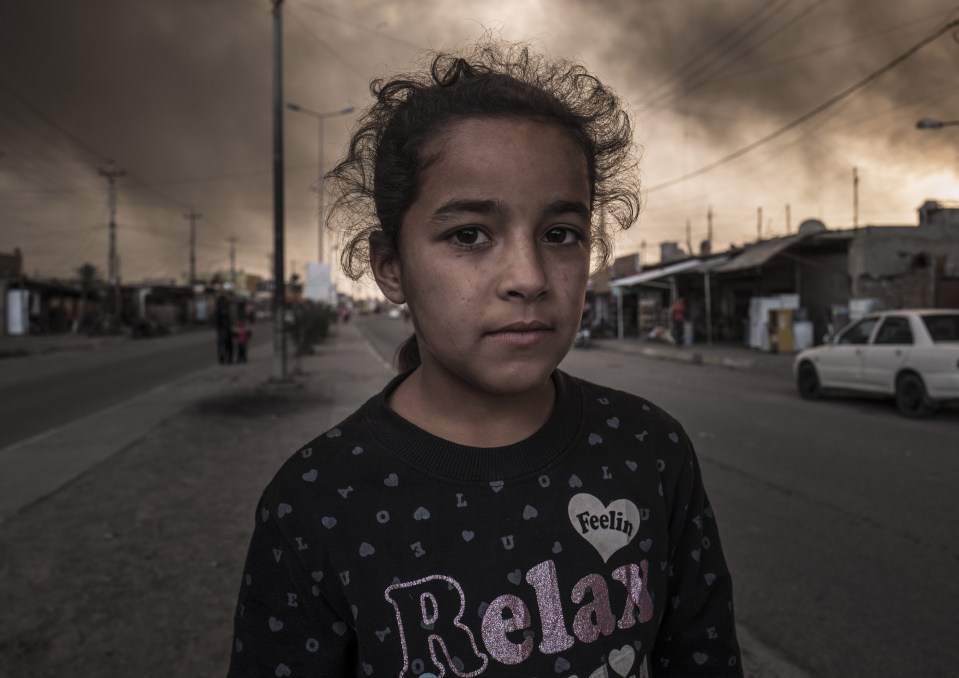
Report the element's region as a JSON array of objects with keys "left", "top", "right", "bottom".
[{"left": 384, "top": 558, "right": 654, "bottom": 676}]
